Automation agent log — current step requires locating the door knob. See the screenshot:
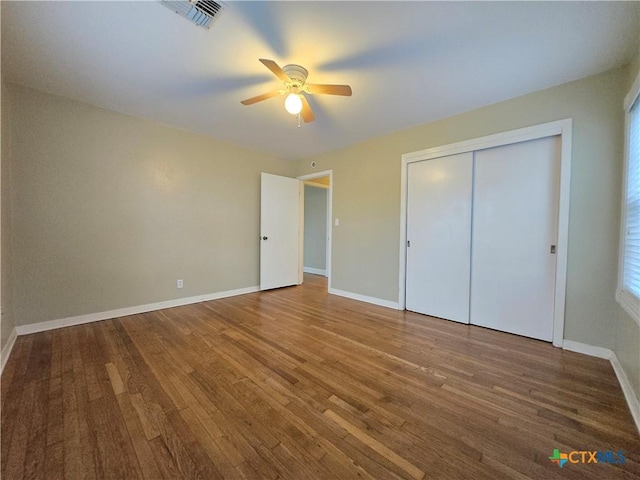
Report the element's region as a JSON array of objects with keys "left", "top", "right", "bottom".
[{"left": 262, "top": 236, "right": 268, "bottom": 240}]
